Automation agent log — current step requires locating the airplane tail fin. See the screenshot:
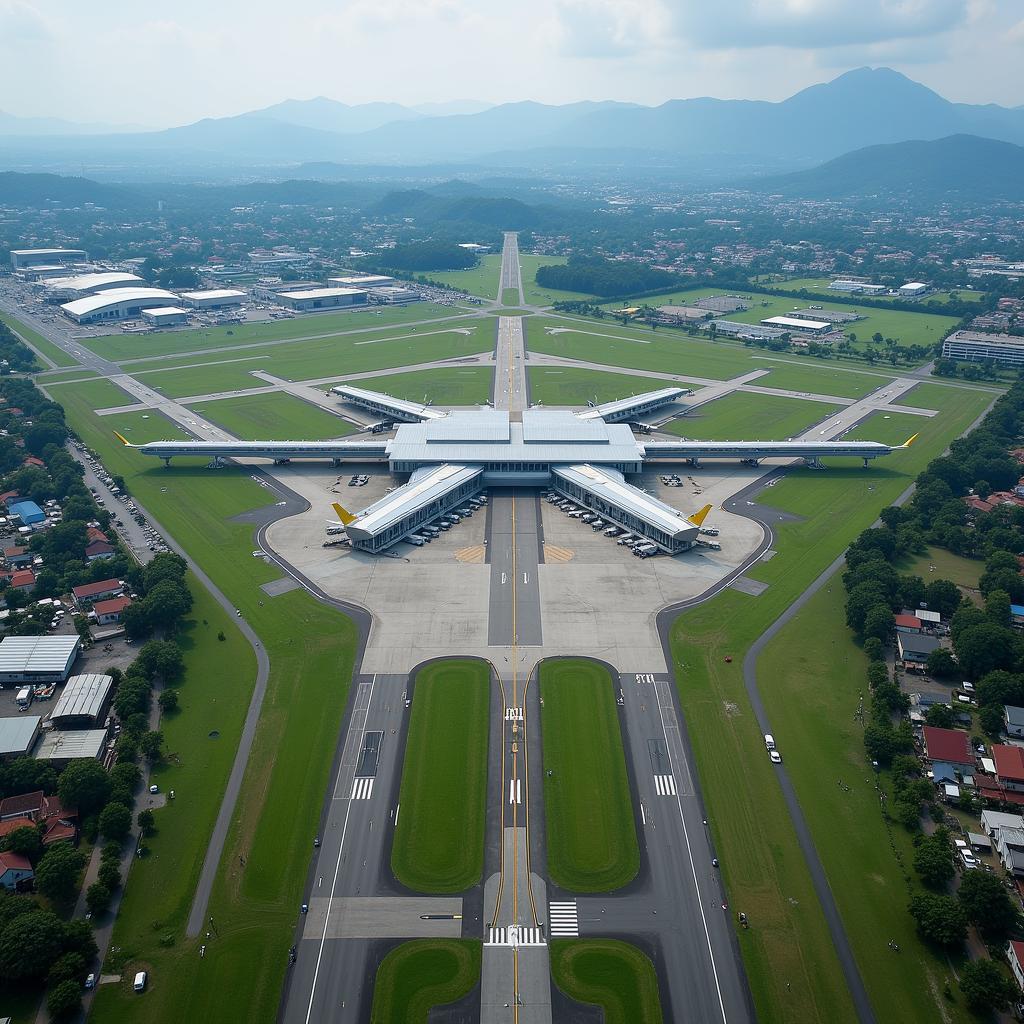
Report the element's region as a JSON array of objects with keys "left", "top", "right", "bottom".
[
  {"left": 332, "top": 502, "right": 357, "bottom": 527},
  {"left": 113, "top": 431, "right": 131, "bottom": 446},
  {"left": 900, "top": 433, "right": 919, "bottom": 449},
  {"left": 688, "top": 503, "right": 713, "bottom": 527}
]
